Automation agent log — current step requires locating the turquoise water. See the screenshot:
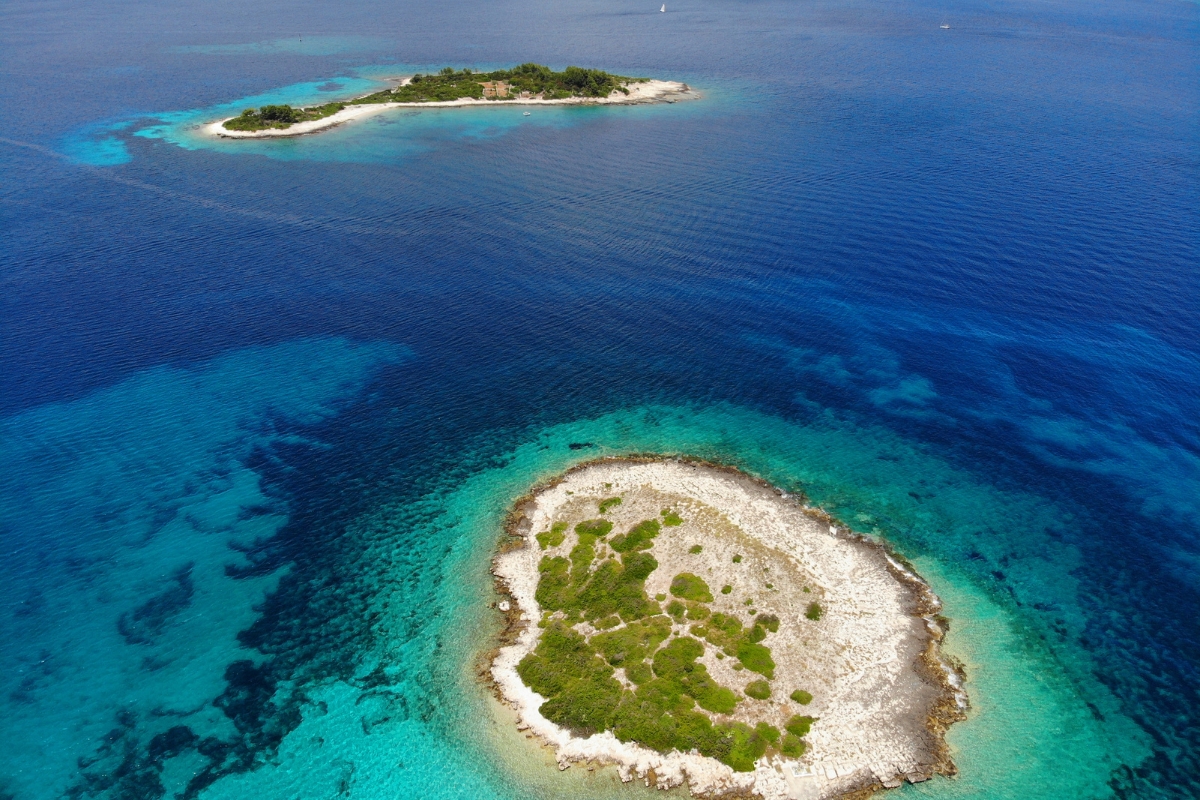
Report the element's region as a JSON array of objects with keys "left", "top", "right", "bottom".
[{"left": 2, "top": 0, "right": 1197, "bottom": 797}]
